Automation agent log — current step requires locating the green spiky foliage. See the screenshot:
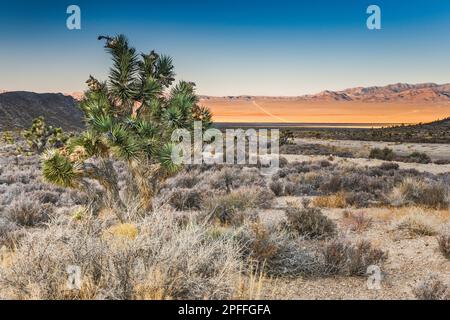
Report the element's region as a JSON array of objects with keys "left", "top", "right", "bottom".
[
  {"left": 23, "top": 117, "right": 68, "bottom": 154},
  {"left": 2, "top": 131, "right": 14, "bottom": 144},
  {"left": 42, "top": 34, "right": 213, "bottom": 215}
]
